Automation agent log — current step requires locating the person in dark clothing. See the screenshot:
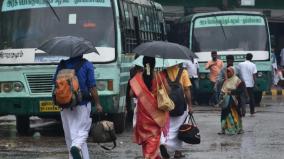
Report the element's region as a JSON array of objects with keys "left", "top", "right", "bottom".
[
  {"left": 126, "top": 64, "right": 143, "bottom": 123},
  {"left": 53, "top": 55, "right": 103, "bottom": 159}
]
